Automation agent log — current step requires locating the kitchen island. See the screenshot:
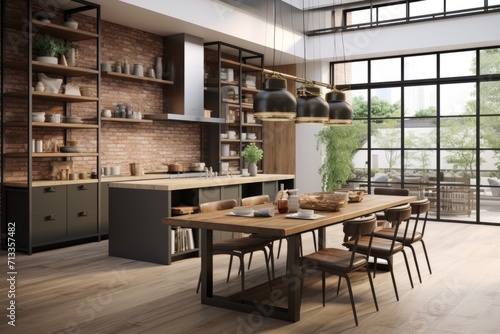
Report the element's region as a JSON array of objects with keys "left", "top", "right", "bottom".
[{"left": 108, "top": 174, "right": 294, "bottom": 264}]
